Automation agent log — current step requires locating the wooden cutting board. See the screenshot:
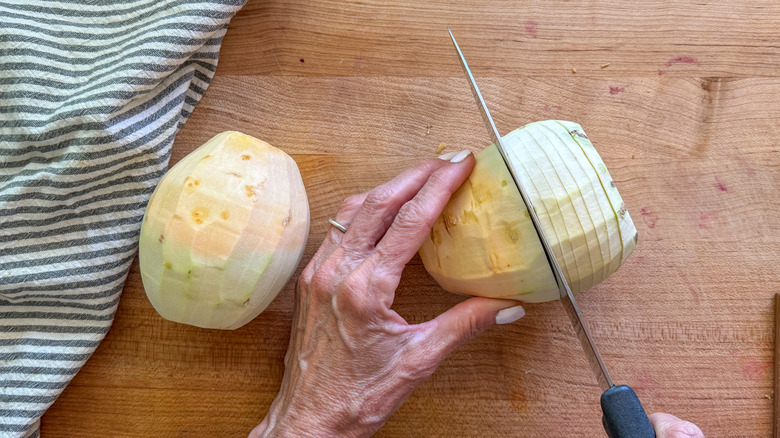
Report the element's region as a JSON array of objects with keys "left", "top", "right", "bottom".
[{"left": 42, "top": 0, "right": 780, "bottom": 436}]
